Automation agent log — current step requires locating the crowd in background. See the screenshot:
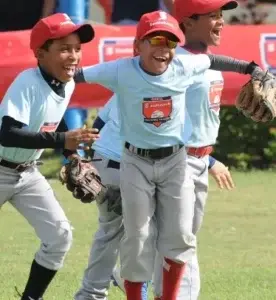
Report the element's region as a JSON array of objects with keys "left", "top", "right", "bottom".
[
  {"left": 0, "top": 0, "right": 276, "bottom": 33},
  {"left": 95, "top": 0, "right": 276, "bottom": 25},
  {"left": 223, "top": 0, "right": 276, "bottom": 24}
]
